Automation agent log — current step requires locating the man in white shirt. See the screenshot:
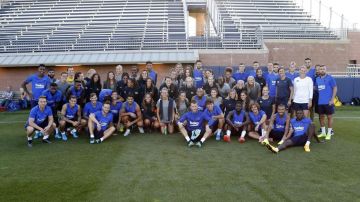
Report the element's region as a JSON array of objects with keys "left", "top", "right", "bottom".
[{"left": 292, "top": 66, "right": 313, "bottom": 117}]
